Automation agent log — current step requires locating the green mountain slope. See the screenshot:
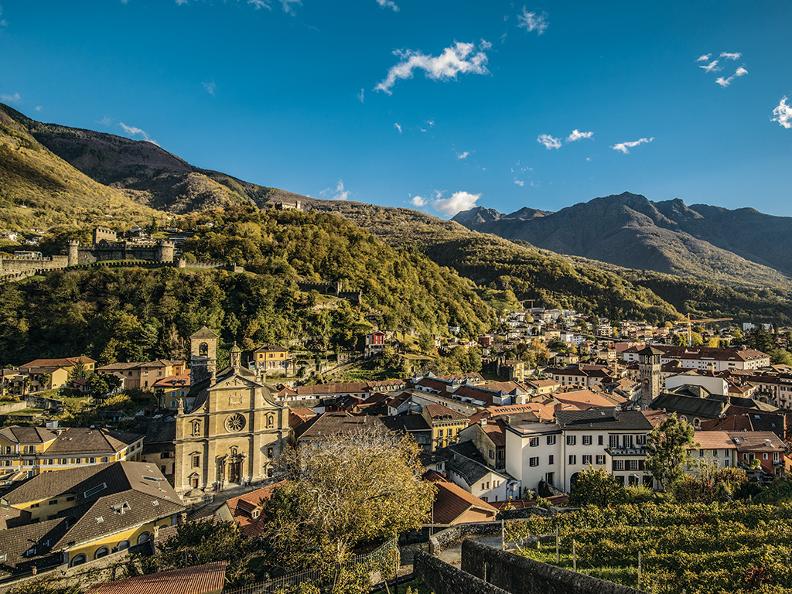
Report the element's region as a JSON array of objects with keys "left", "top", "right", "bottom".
[
  {"left": 0, "top": 207, "right": 497, "bottom": 365},
  {"left": 0, "top": 104, "right": 163, "bottom": 231}
]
